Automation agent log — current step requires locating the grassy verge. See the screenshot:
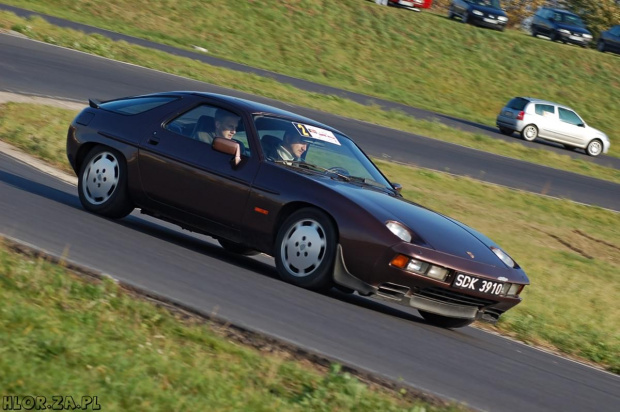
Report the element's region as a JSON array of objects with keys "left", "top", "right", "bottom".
[
  {"left": 0, "top": 242, "right": 461, "bottom": 411},
  {"left": 0, "top": 102, "right": 618, "bottom": 373},
  {"left": 1, "top": 13, "right": 620, "bottom": 186},
  {"left": 3, "top": 0, "right": 619, "bottom": 150}
]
